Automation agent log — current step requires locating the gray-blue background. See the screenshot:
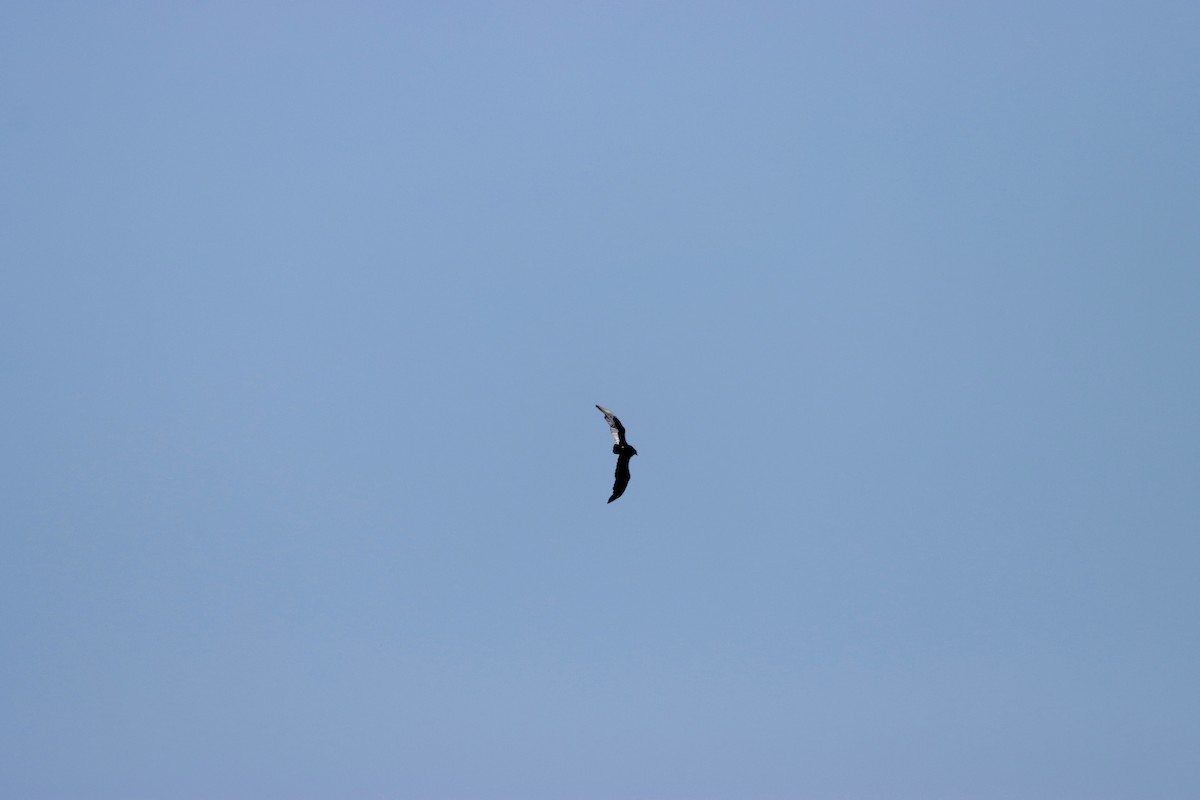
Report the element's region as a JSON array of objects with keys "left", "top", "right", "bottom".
[{"left": 4, "top": 3, "right": 1197, "bottom": 797}]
